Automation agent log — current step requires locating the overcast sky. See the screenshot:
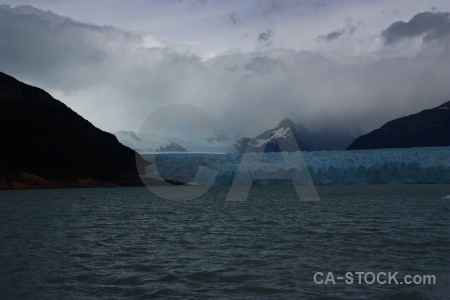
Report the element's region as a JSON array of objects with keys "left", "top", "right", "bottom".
[{"left": 0, "top": 0, "right": 449, "bottom": 137}]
